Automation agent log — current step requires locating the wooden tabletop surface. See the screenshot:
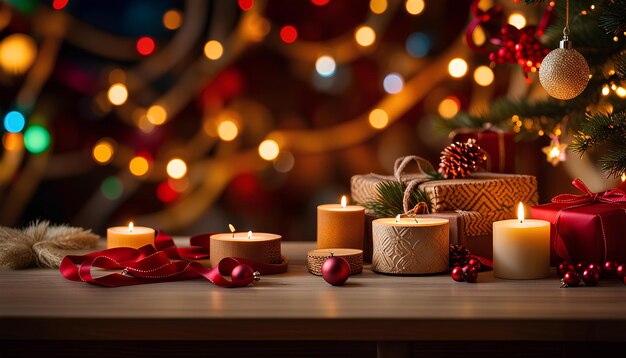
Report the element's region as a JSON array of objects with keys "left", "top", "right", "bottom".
[{"left": 1, "top": 241, "right": 625, "bottom": 341}]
